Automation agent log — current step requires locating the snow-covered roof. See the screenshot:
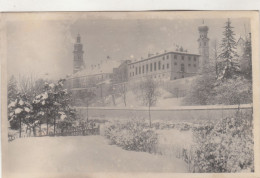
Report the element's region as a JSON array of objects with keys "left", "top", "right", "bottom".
[{"left": 72, "top": 59, "right": 121, "bottom": 78}]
